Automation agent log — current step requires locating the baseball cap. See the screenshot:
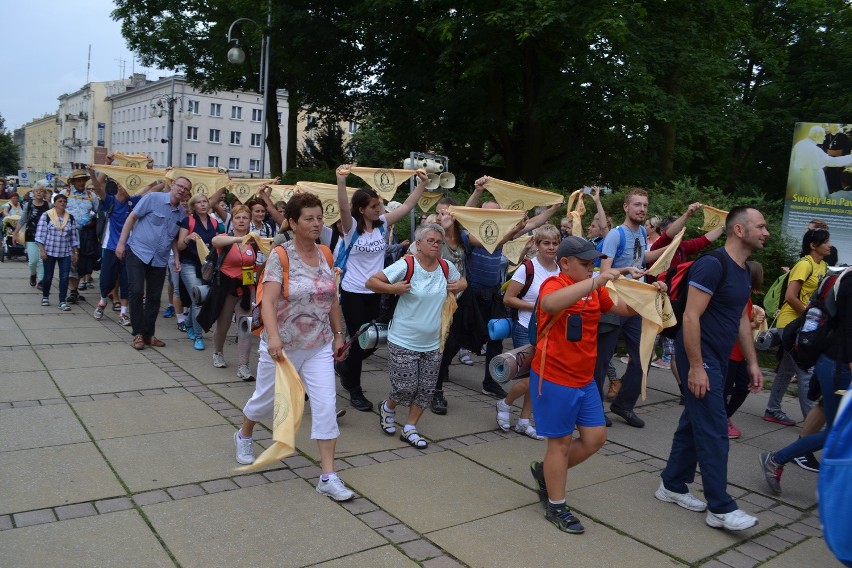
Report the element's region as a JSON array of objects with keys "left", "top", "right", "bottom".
[{"left": 557, "top": 236, "right": 607, "bottom": 261}]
